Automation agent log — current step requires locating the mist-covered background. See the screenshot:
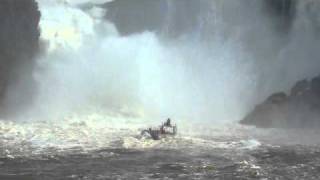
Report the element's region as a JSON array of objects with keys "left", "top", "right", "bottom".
[{"left": 1, "top": 0, "right": 320, "bottom": 124}]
